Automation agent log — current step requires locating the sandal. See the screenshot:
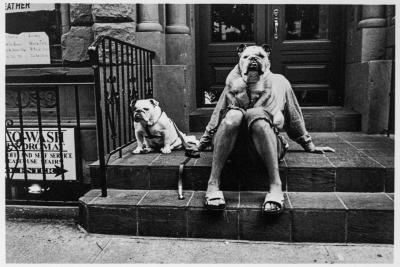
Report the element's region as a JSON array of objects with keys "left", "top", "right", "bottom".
[
  {"left": 262, "top": 191, "right": 285, "bottom": 215},
  {"left": 204, "top": 190, "right": 226, "bottom": 210}
]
